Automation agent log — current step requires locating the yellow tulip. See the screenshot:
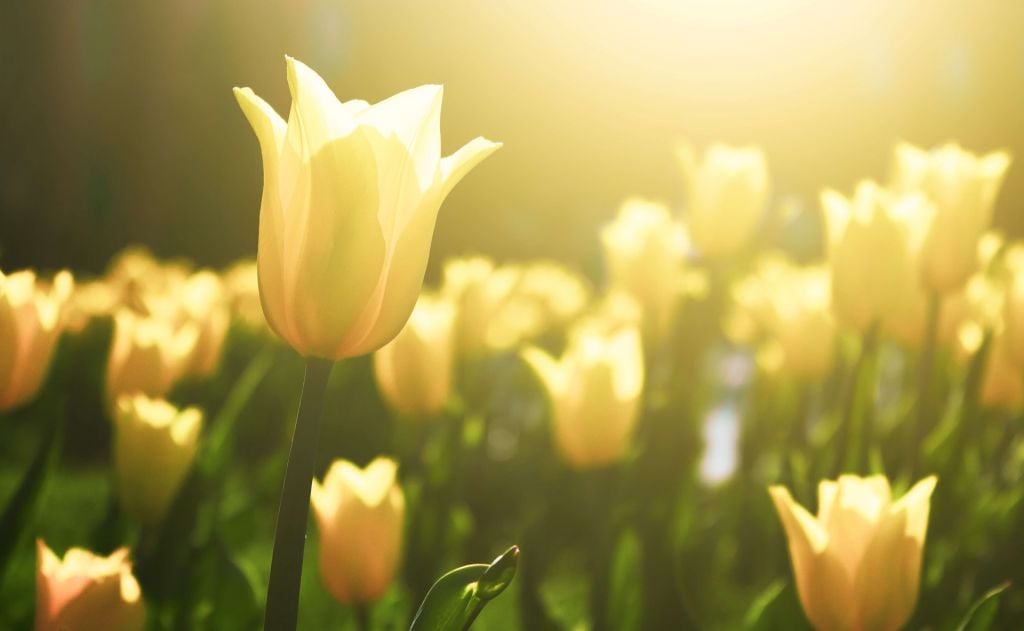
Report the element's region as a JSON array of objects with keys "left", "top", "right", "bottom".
[
  {"left": 1, "top": 270, "right": 73, "bottom": 411},
  {"left": 821, "top": 182, "right": 930, "bottom": 332},
  {"left": 36, "top": 539, "right": 144, "bottom": 631},
  {"left": 106, "top": 310, "right": 197, "bottom": 406},
  {"left": 373, "top": 293, "right": 456, "bottom": 418},
  {"left": 522, "top": 325, "right": 644, "bottom": 469},
  {"left": 234, "top": 57, "right": 500, "bottom": 360},
  {"left": 600, "top": 198, "right": 689, "bottom": 341},
  {"left": 311, "top": 457, "right": 405, "bottom": 604},
  {"left": 1002, "top": 245, "right": 1024, "bottom": 365},
  {"left": 113, "top": 395, "right": 202, "bottom": 524},
  {"left": 978, "top": 333, "right": 1024, "bottom": 412},
  {"left": 677, "top": 142, "right": 769, "bottom": 258},
  {"left": 891, "top": 142, "right": 1011, "bottom": 293},
  {"left": 441, "top": 256, "right": 524, "bottom": 355},
  {"left": 769, "top": 475, "right": 937, "bottom": 631},
  {"left": 222, "top": 259, "right": 267, "bottom": 331},
  {"left": 176, "top": 271, "right": 230, "bottom": 377}
]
